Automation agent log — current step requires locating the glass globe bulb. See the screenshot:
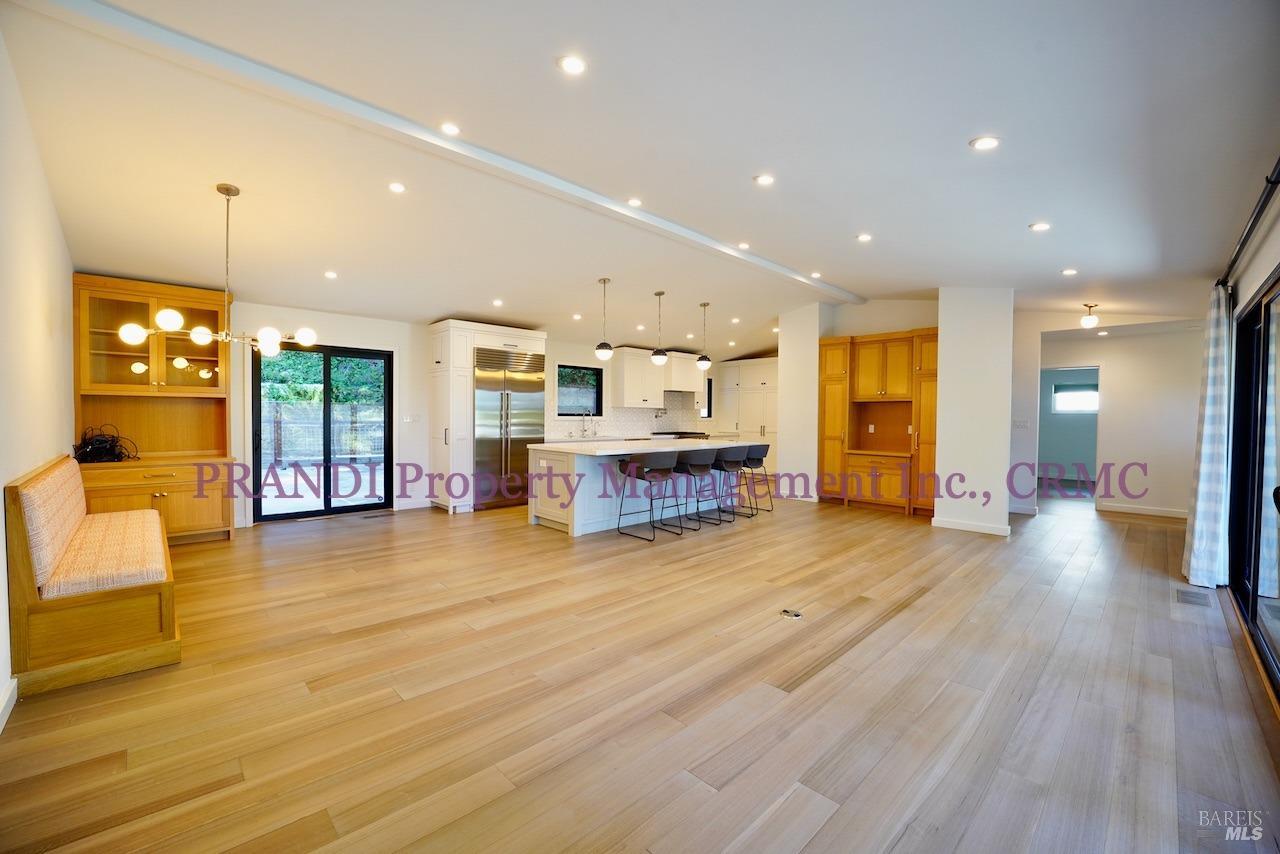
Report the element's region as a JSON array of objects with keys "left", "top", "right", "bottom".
[
  {"left": 189, "top": 325, "right": 213, "bottom": 346},
  {"left": 198, "top": 368, "right": 213, "bottom": 379},
  {"left": 259, "top": 339, "right": 281, "bottom": 358},
  {"left": 650, "top": 349, "right": 668, "bottom": 366},
  {"left": 1080, "top": 314, "right": 1099, "bottom": 329},
  {"left": 129, "top": 361, "right": 148, "bottom": 375},
  {"left": 595, "top": 342, "right": 614, "bottom": 361},
  {"left": 172, "top": 356, "right": 189, "bottom": 370},
  {"left": 294, "top": 327, "right": 317, "bottom": 347},
  {"left": 155, "top": 308, "right": 184, "bottom": 332},
  {"left": 696, "top": 355, "right": 712, "bottom": 371},
  {"left": 119, "top": 322, "right": 148, "bottom": 346},
  {"left": 256, "top": 326, "right": 283, "bottom": 347}
]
